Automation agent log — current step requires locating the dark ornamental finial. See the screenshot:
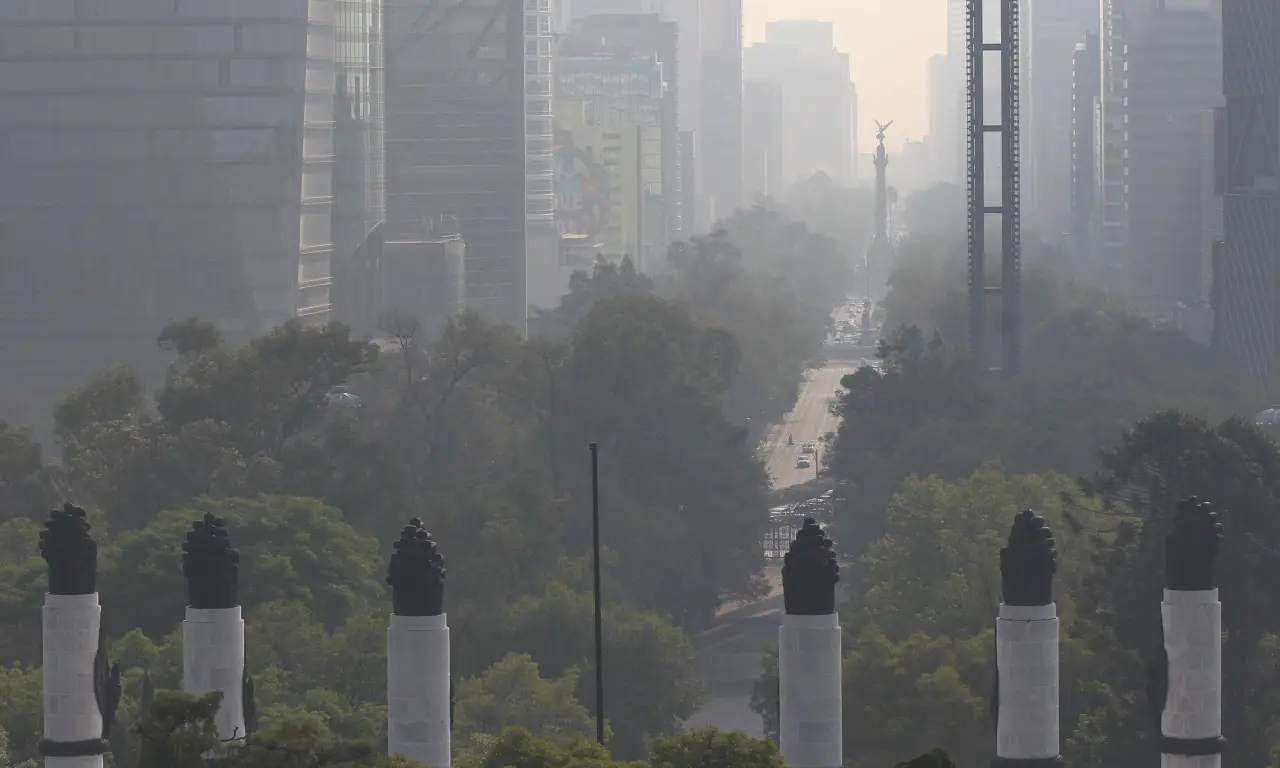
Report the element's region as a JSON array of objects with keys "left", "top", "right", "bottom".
[
  {"left": 182, "top": 513, "right": 240, "bottom": 610},
  {"left": 387, "top": 518, "right": 446, "bottom": 617},
  {"left": 782, "top": 517, "right": 840, "bottom": 616},
  {"left": 1165, "top": 496, "right": 1222, "bottom": 592},
  {"left": 40, "top": 503, "right": 97, "bottom": 595},
  {"left": 1000, "top": 510, "right": 1057, "bottom": 606}
]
